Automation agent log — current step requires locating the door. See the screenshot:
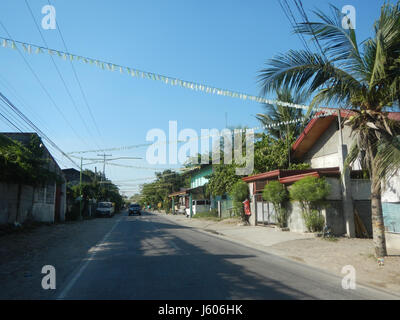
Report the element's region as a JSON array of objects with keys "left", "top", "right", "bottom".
[{"left": 54, "top": 184, "right": 61, "bottom": 222}]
